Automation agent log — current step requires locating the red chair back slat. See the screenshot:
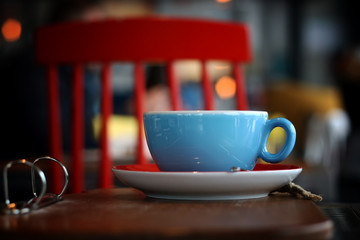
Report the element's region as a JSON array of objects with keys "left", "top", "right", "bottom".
[
  {"left": 71, "top": 64, "right": 85, "bottom": 193},
  {"left": 47, "top": 65, "right": 64, "bottom": 193},
  {"left": 134, "top": 61, "right": 147, "bottom": 165},
  {"left": 233, "top": 62, "right": 249, "bottom": 110},
  {"left": 166, "top": 61, "right": 183, "bottom": 110},
  {"left": 36, "top": 17, "right": 252, "bottom": 193},
  {"left": 201, "top": 61, "right": 215, "bottom": 110},
  {"left": 100, "top": 63, "right": 113, "bottom": 189}
]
